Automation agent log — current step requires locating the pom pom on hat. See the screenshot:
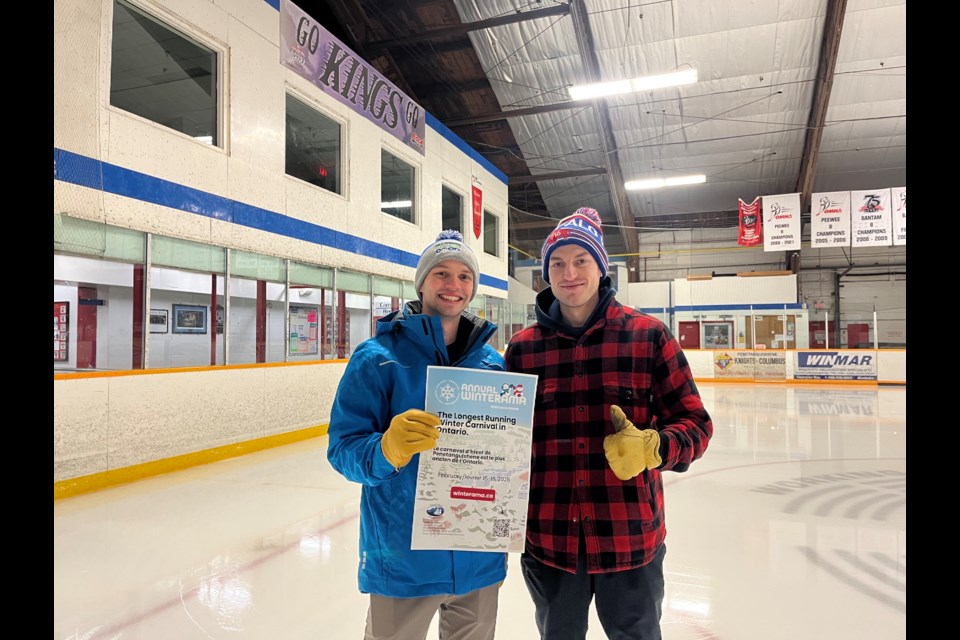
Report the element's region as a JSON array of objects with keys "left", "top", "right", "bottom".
[
  {"left": 435, "top": 229, "right": 464, "bottom": 242},
  {"left": 541, "top": 207, "right": 609, "bottom": 284},
  {"left": 415, "top": 230, "right": 480, "bottom": 302}
]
